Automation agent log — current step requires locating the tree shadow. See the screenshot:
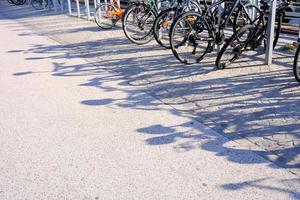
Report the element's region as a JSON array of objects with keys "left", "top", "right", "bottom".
[
  {"left": 221, "top": 178, "right": 300, "bottom": 199},
  {"left": 4, "top": 0, "right": 299, "bottom": 178}
]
